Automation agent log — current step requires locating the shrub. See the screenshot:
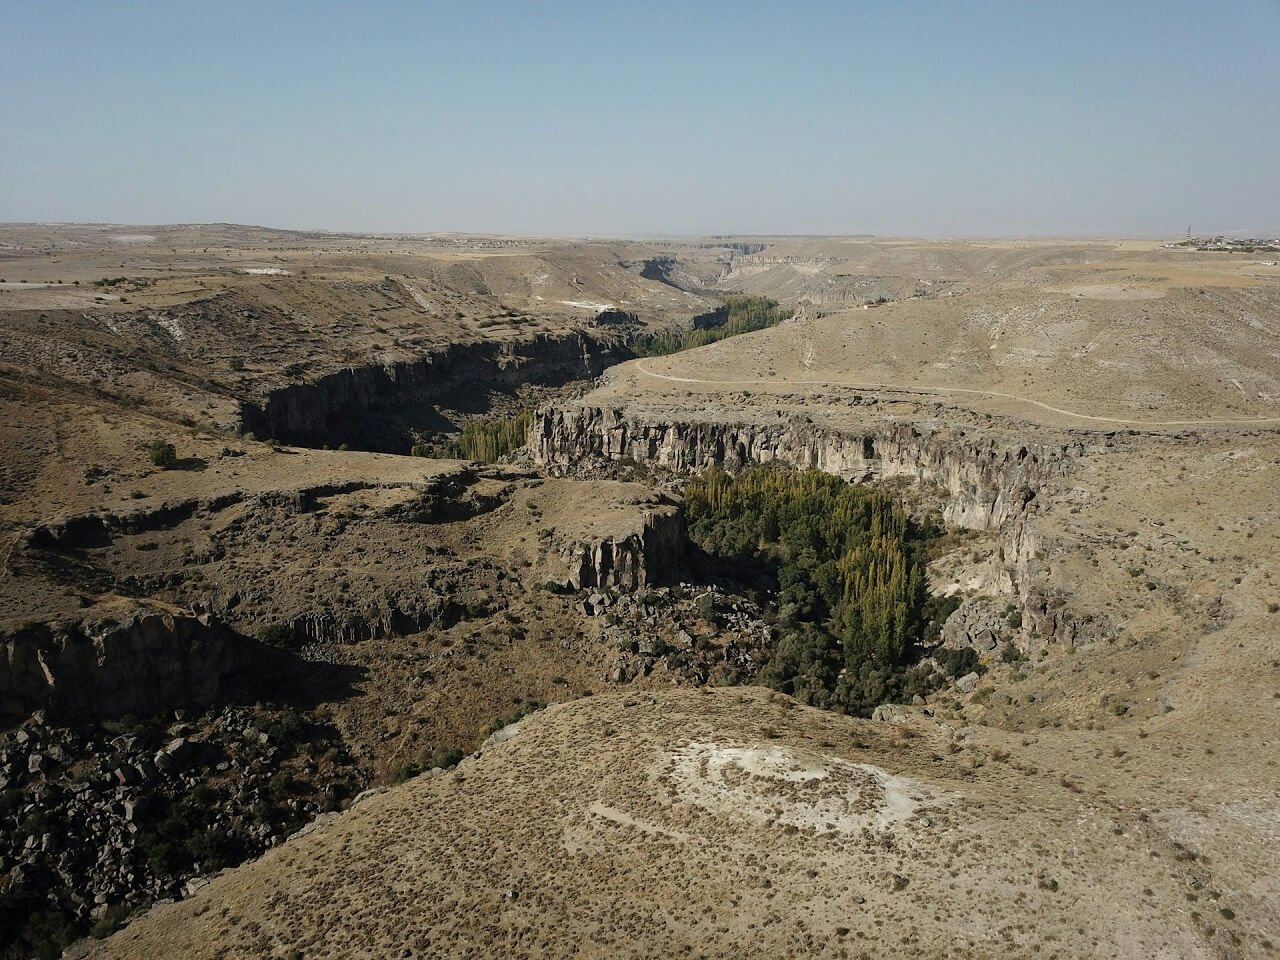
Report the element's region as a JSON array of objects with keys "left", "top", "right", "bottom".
[
  {"left": 1000, "top": 641, "right": 1026, "bottom": 664},
  {"left": 419, "top": 744, "right": 464, "bottom": 770},
  {"left": 941, "top": 646, "right": 983, "bottom": 678},
  {"left": 146, "top": 440, "right": 176, "bottom": 468},
  {"left": 228, "top": 357, "right": 245, "bottom": 371},
  {"left": 393, "top": 743, "right": 465, "bottom": 782}
]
